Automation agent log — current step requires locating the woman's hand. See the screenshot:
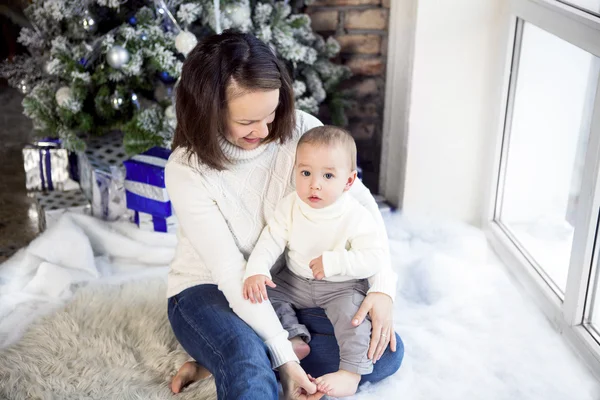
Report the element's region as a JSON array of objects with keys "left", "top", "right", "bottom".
[
  {"left": 279, "top": 361, "right": 323, "bottom": 400},
  {"left": 352, "top": 292, "right": 396, "bottom": 363}
]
